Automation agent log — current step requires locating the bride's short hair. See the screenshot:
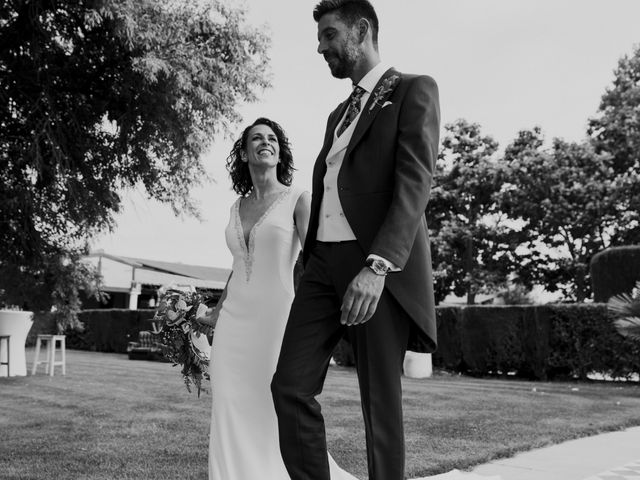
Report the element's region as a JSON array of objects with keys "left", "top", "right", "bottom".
[{"left": 226, "top": 117, "right": 295, "bottom": 196}]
